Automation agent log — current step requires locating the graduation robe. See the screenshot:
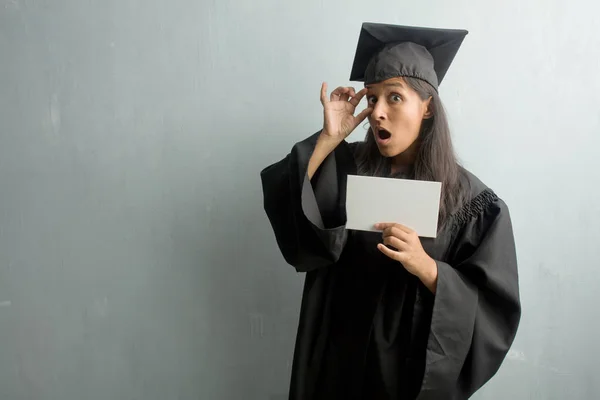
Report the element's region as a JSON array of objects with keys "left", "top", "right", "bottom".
[{"left": 260, "top": 132, "right": 521, "bottom": 400}]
